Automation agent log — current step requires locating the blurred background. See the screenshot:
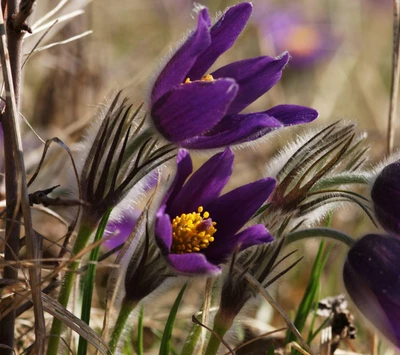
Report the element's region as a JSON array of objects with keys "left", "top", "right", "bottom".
[{"left": 11, "top": 0, "right": 398, "bottom": 353}]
